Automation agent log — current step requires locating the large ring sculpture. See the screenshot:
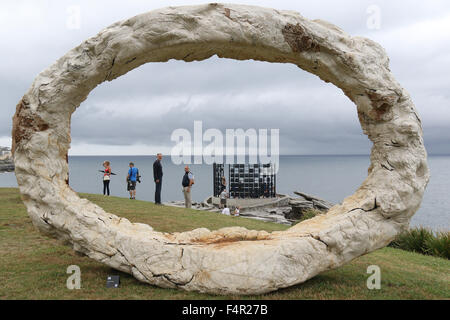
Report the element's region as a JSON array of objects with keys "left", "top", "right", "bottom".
[{"left": 12, "top": 3, "right": 429, "bottom": 295}]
